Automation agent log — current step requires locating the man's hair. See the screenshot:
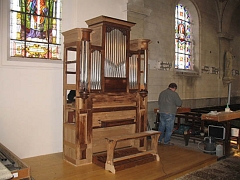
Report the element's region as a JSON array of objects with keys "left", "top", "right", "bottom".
[{"left": 168, "top": 83, "right": 177, "bottom": 89}]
